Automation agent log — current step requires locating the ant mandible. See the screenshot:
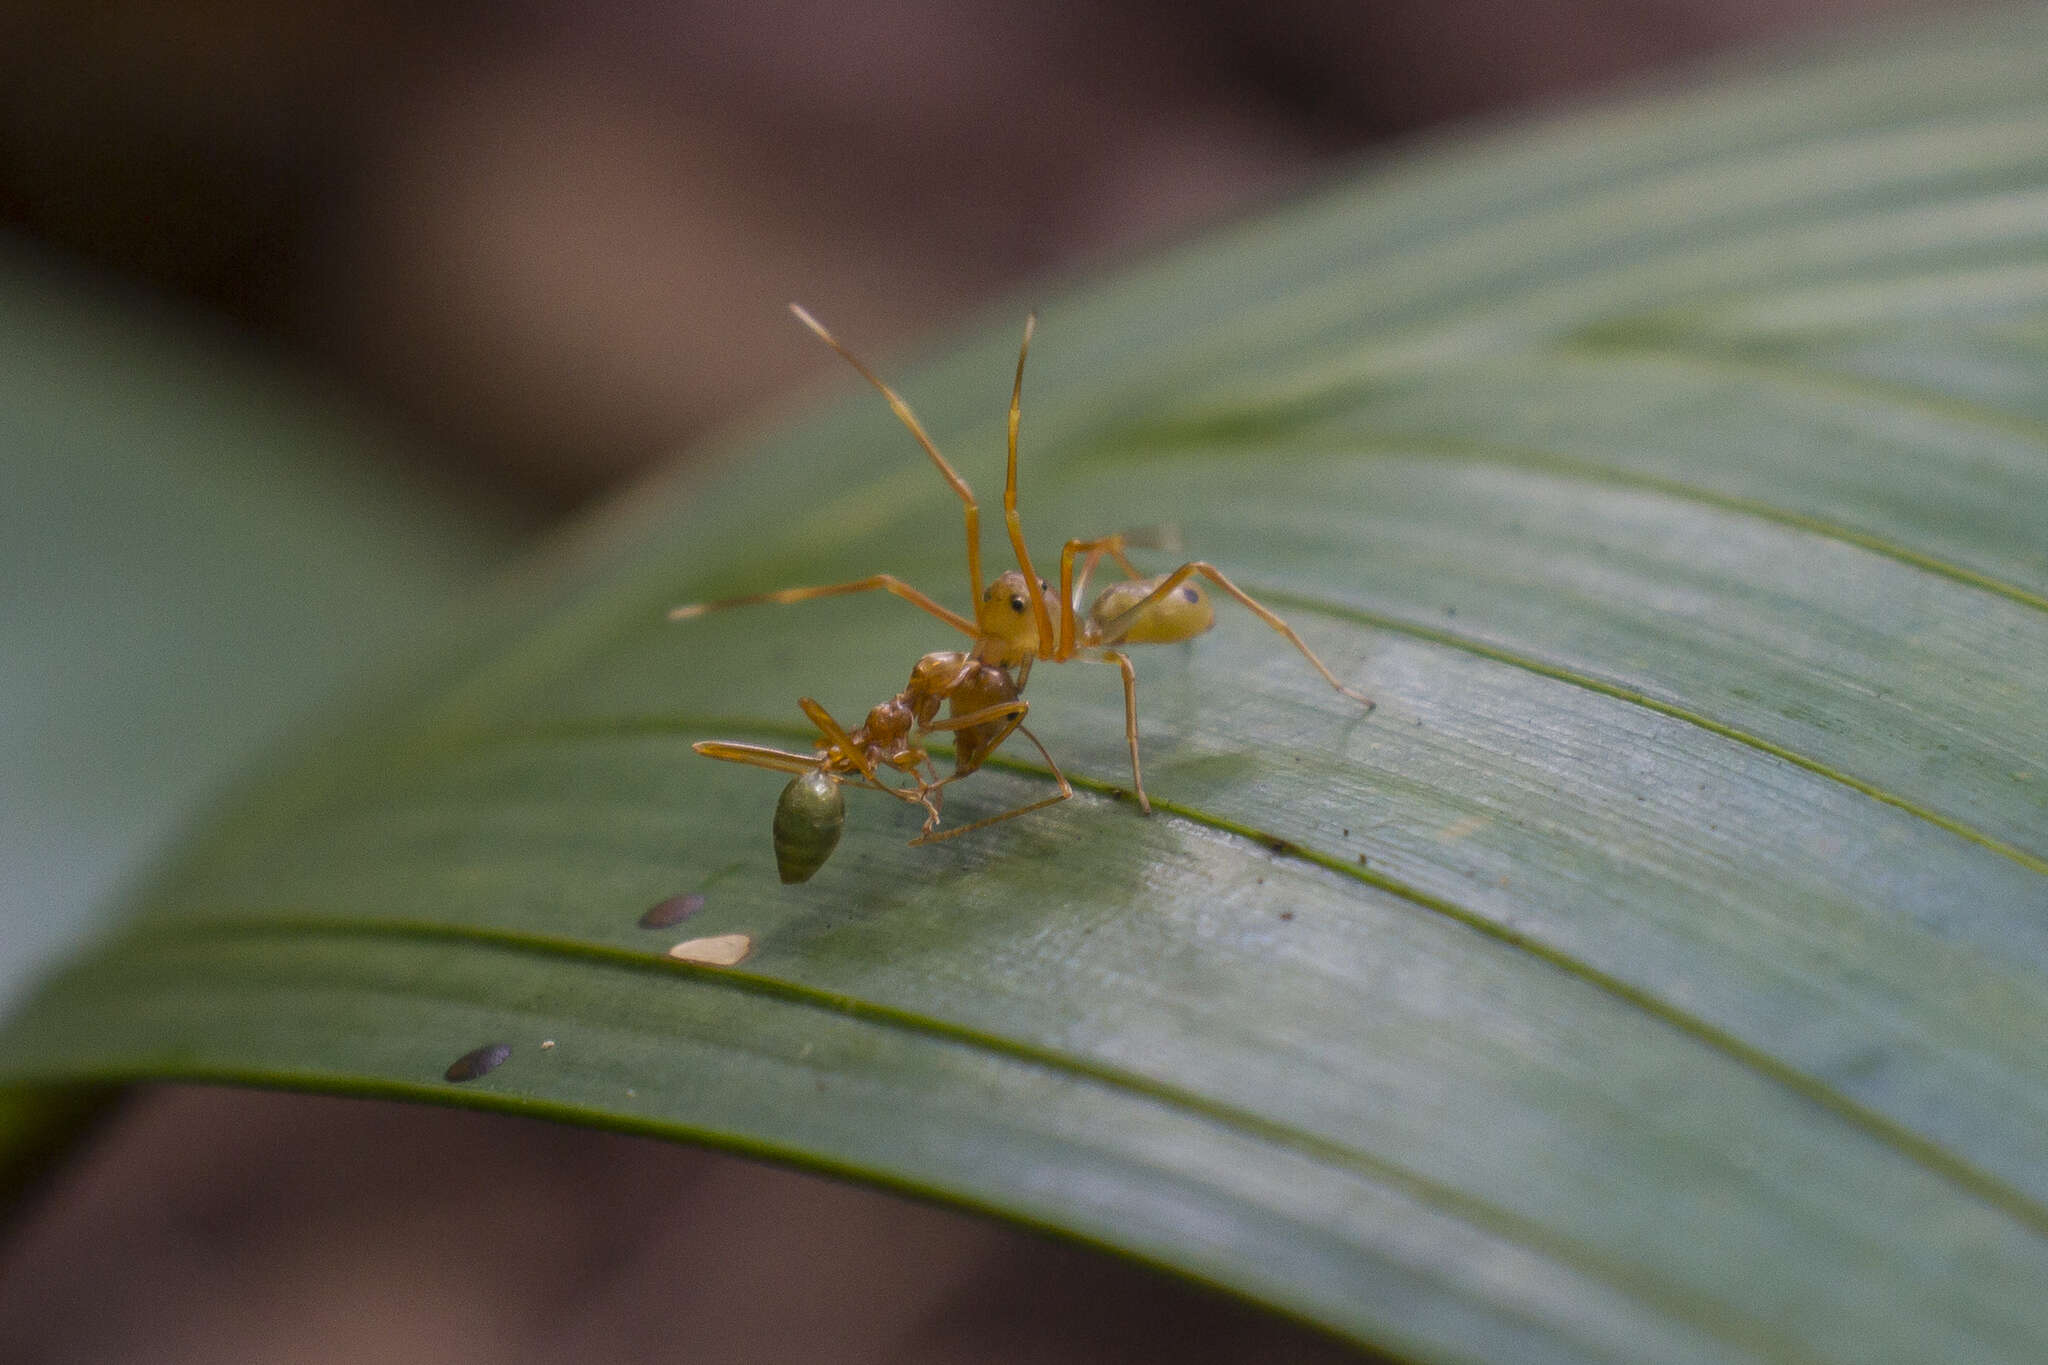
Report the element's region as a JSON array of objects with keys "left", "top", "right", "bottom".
[{"left": 670, "top": 304, "right": 1371, "bottom": 878}]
